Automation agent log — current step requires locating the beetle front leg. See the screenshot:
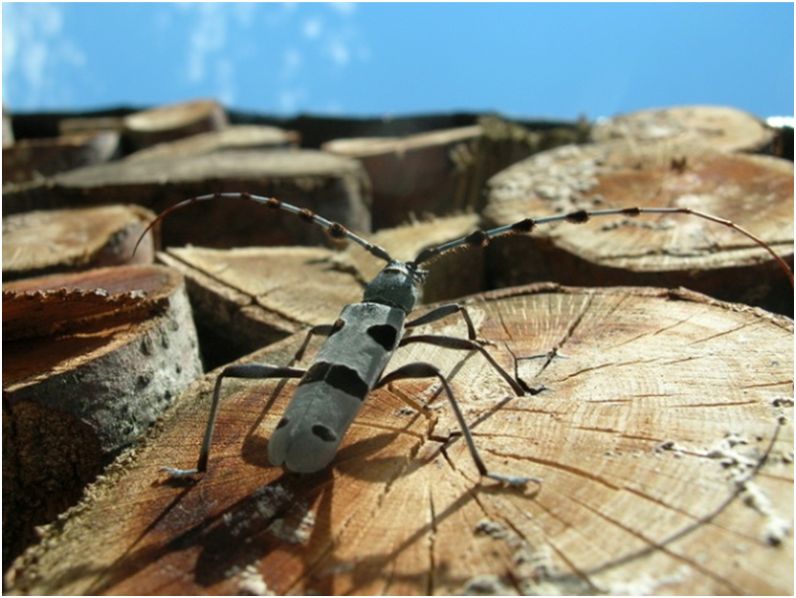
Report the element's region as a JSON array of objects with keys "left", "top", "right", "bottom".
[{"left": 405, "top": 303, "right": 491, "bottom": 344}]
